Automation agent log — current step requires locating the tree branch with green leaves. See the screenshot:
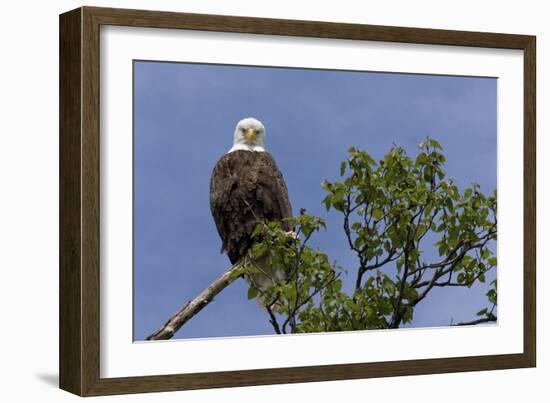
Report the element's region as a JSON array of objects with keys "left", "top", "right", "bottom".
[{"left": 248, "top": 138, "right": 497, "bottom": 332}]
